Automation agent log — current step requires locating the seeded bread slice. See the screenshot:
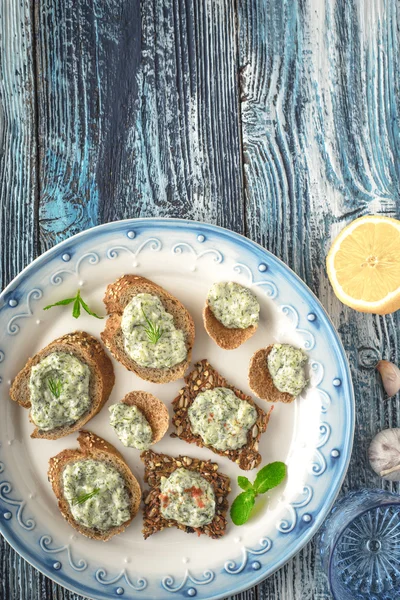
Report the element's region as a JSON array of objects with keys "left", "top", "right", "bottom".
[
  {"left": 101, "top": 275, "right": 195, "bottom": 383},
  {"left": 141, "top": 449, "right": 230, "bottom": 539},
  {"left": 171, "top": 359, "right": 273, "bottom": 470},
  {"left": 248, "top": 346, "right": 294, "bottom": 403},
  {"left": 203, "top": 305, "right": 257, "bottom": 350},
  {"left": 48, "top": 430, "right": 141, "bottom": 541},
  {"left": 119, "top": 391, "right": 169, "bottom": 445},
  {"left": 10, "top": 331, "right": 115, "bottom": 439}
]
